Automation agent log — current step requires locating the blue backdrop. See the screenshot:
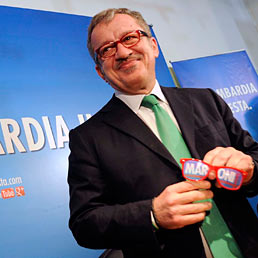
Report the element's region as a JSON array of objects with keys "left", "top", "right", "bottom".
[
  {"left": 172, "top": 50, "right": 258, "bottom": 217},
  {"left": 0, "top": 5, "right": 175, "bottom": 258}
]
